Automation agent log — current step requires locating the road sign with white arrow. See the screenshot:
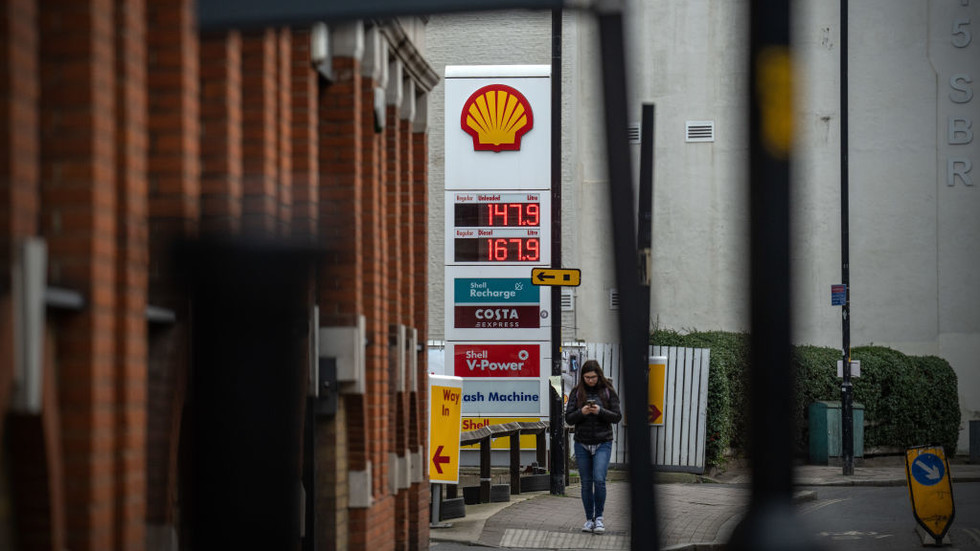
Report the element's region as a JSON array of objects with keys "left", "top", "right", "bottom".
[
  {"left": 531, "top": 267, "right": 581, "bottom": 287},
  {"left": 905, "top": 445, "right": 955, "bottom": 543}
]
